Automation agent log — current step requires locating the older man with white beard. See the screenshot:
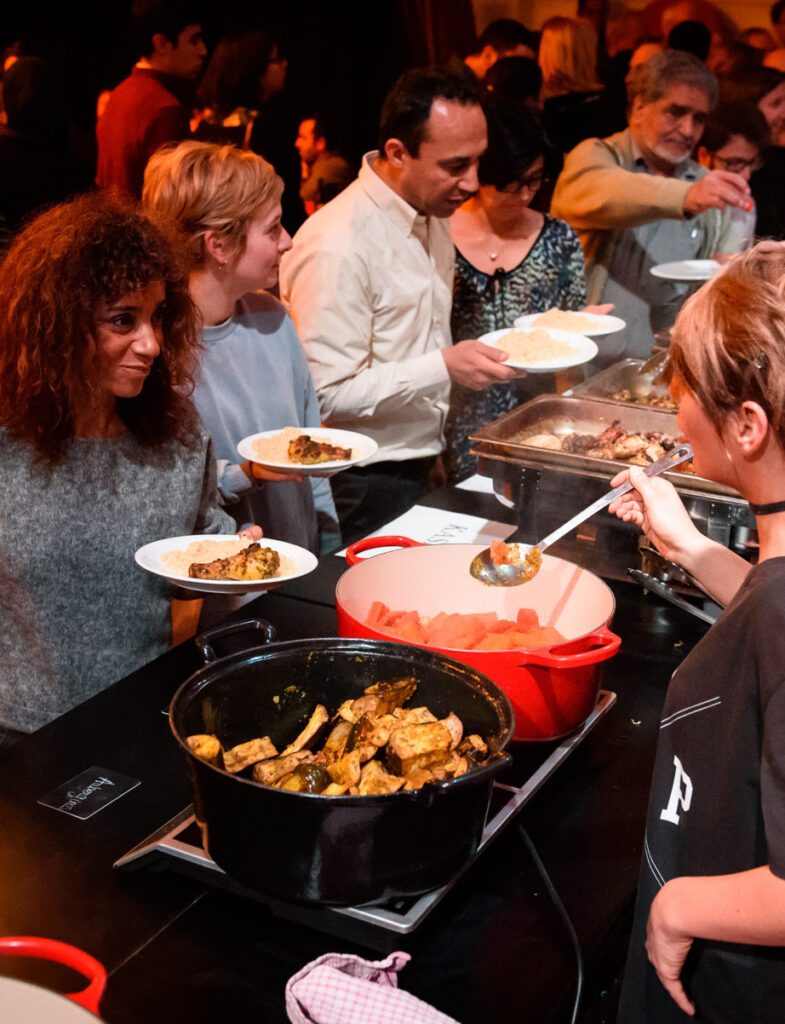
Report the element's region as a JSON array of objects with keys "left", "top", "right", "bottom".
[{"left": 551, "top": 49, "right": 751, "bottom": 364}]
